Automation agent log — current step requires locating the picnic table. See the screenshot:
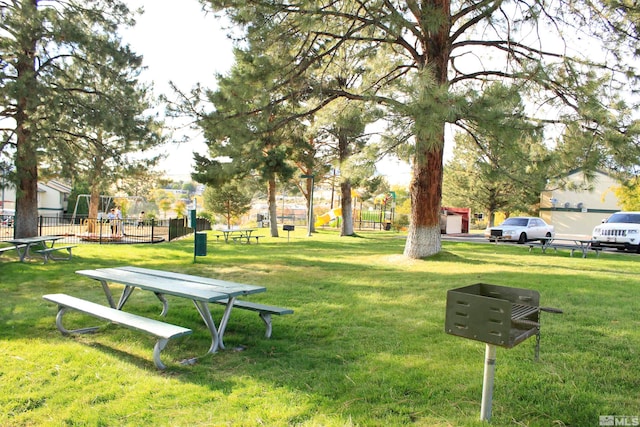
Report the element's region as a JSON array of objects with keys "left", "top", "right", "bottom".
[
  {"left": 75, "top": 266, "right": 267, "bottom": 354},
  {"left": 43, "top": 266, "right": 293, "bottom": 368},
  {"left": 552, "top": 238, "right": 602, "bottom": 257},
  {"left": 7, "top": 235, "right": 74, "bottom": 262},
  {"left": 219, "top": 228, "right": 256, "bottom": 243},
  {"left": 528, "top": 237, "right": 601, "bottom": 258}
]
